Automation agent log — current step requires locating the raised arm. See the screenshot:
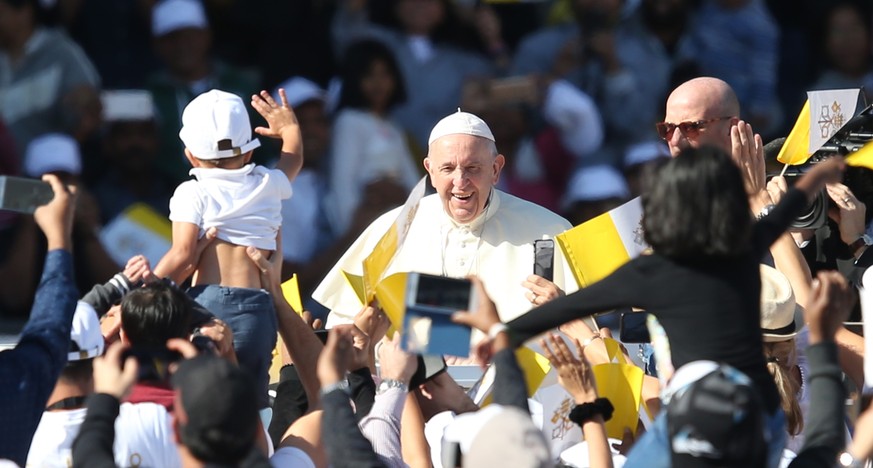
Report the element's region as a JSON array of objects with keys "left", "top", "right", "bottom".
[
  {"left": 794, "top": 157, "right": 846, "bottom": 205},
  {"left": 153, "top": 221, "right": 202, "bottom": 284},
  {"left": 0, "top": 174, "right": 79, "bottom": 466},
  {"left": 247, "top": 244, "right": 324, "bottom": 407},
  {"left": 318, "top": 327, "right": 387, "bottom": 468},
  {"left": 788, "top": 271, "right": 854, "bottom": 467},
  {"left": 358, "top": 334, "right": 417, "bottom": 468},
  {"left": 503, "top": 261, "right": 640, "bottom": 347},
  {"left": 252, "top": 89, "right": 303, "bottom": 183},
  {"left": 541, "top": 334, "right": 614, "bottom": 468},
  {"left": 754, "top": 157, "right": 846, "bottom": 253},
  {"left": 452, "top": 277, "right": 533, "bottom": 411}
]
